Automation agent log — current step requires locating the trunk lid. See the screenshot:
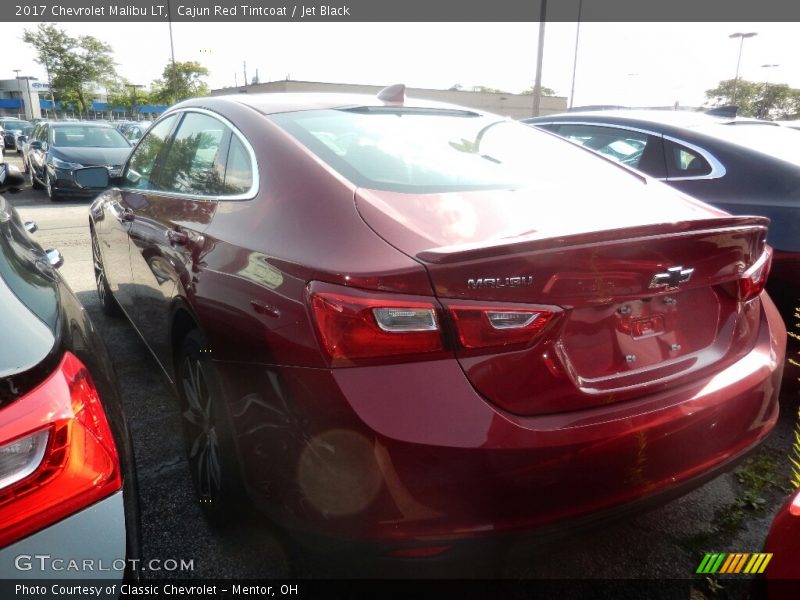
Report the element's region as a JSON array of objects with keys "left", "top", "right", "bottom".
[{"left": 355, "top": 185, "right": 769, "bottom": 415}]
